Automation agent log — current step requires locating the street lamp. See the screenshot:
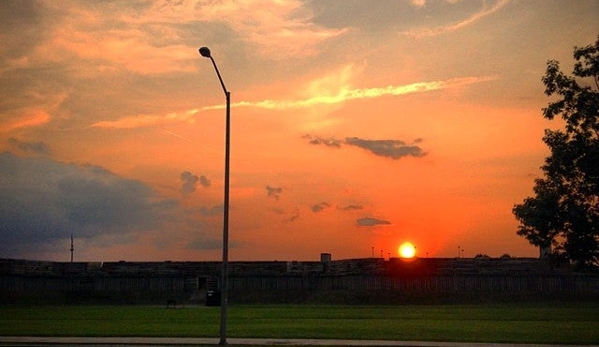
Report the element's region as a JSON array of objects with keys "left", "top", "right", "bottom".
[{"left": 199, "top": 46, "right": 230, "bottom": 346}]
